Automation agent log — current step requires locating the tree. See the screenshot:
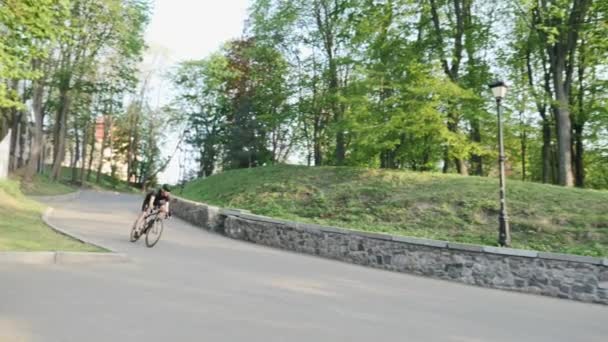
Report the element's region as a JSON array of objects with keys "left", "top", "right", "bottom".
[
  {"left": 162, "top": 0, "right": 608, "bottom": 190},
  {"left": 530, "top": 0, "right": 592, "bottom": 186},
  {"left": 48, "top": 0, "right": 148, "bottom": 181},
  {"left": 171, "top": 55, "right": 230, "bottom": 177}
]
